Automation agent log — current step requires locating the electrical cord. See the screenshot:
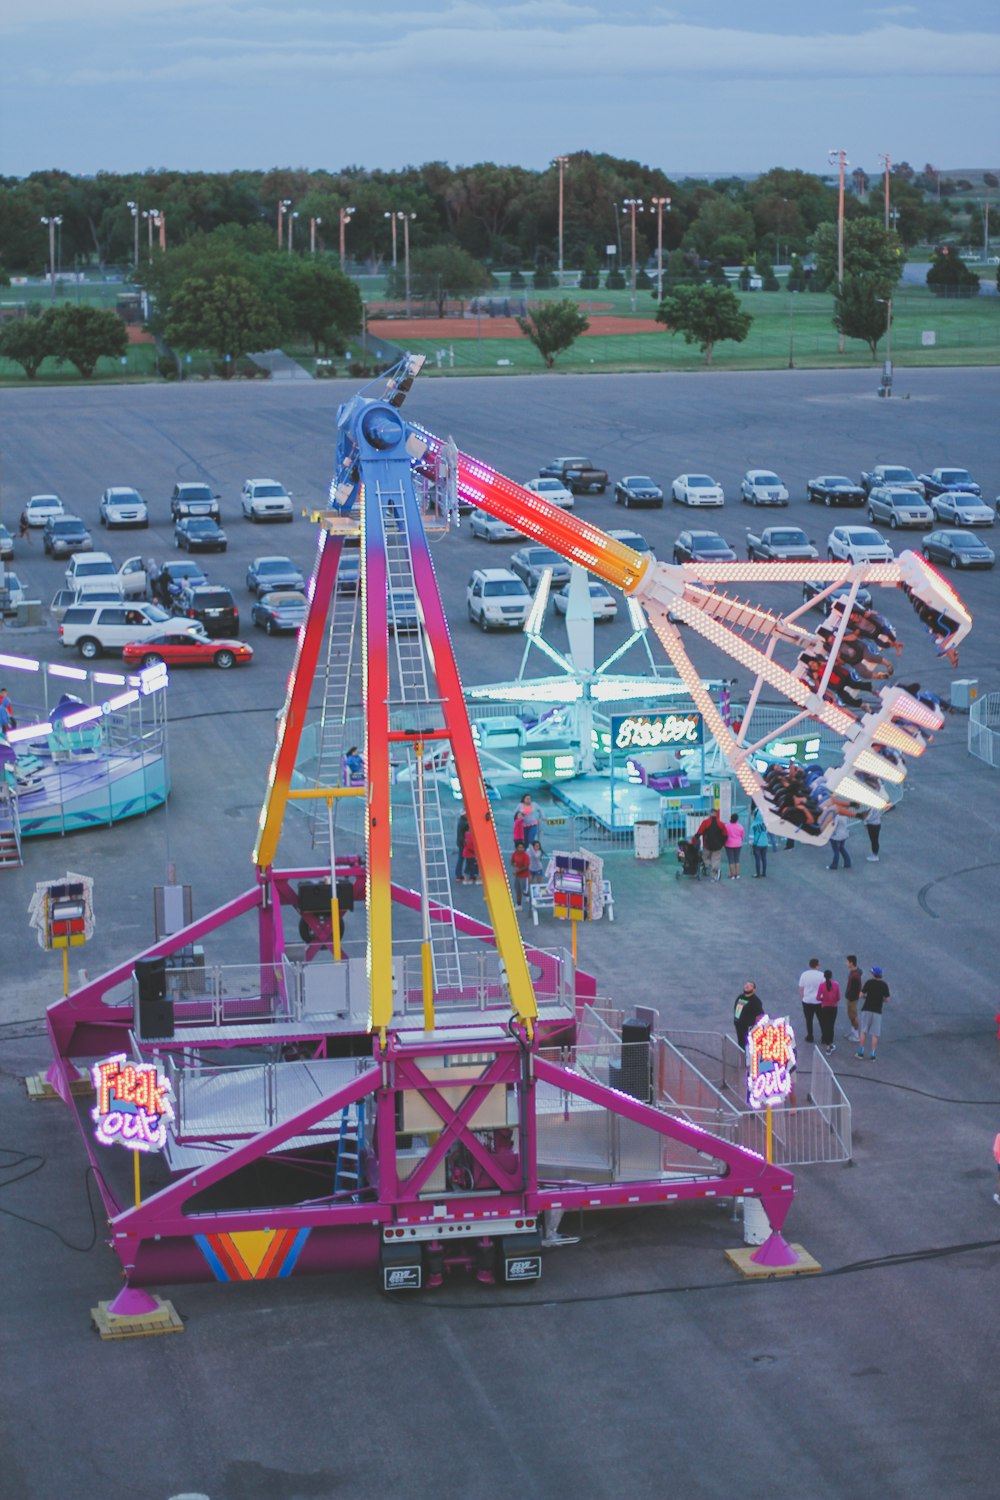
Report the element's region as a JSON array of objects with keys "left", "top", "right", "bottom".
[{"left": 0, "top": 1148, "right": 102, "bottom": 1253}]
